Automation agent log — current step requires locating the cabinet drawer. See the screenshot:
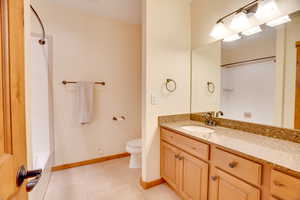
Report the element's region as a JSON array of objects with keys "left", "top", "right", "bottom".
[
  {"left": 270, "top": 170, "right": 300, "bottom": 200},
  {"left": 213, "top": 148, "right": 262, "bottom": 186},
  {"left": 161, "top": 128, "right": 209, "bottom": 160}
]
